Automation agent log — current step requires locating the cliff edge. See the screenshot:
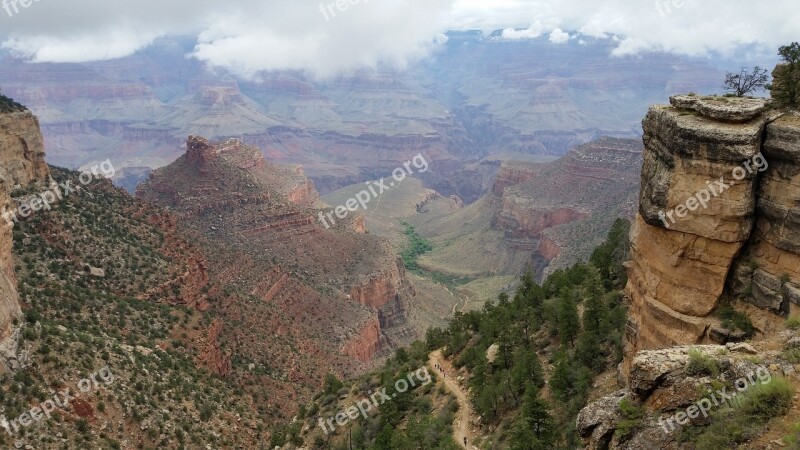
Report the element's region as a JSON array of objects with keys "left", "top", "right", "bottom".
[{"left": 0, "top": 110, "right": 50, "bottom": 370}]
